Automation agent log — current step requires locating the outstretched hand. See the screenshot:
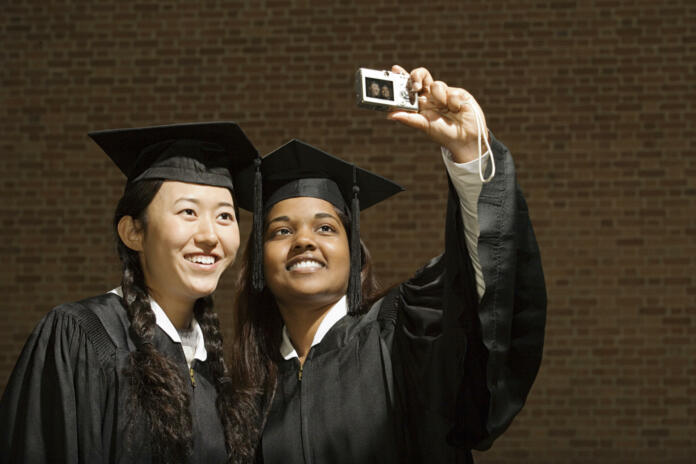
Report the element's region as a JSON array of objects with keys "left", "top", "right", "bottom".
[{"left": 387, "top": 65, "right": 488, "bottom": 164}]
